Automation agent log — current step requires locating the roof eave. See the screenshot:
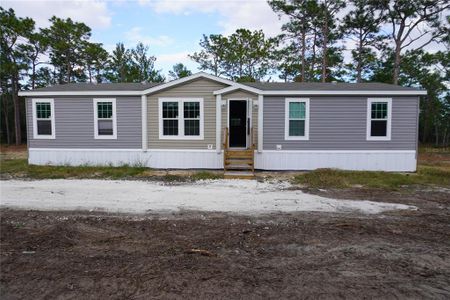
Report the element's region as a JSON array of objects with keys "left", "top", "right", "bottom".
[
  {"left": 18, "top": 90, "right": 143, "bottom": 96},
  {"left": 260, "top": 90, "right": 427, "bottom": 96}
]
